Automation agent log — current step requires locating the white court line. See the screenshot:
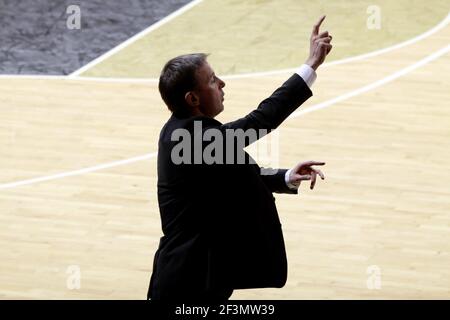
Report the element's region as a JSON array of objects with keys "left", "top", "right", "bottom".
[
  {"left": 80, "top": 11, "right": 450, "bottom": 81},
  {"left": 84, "top": 11, "right": 450, "bottom": 81},
  {"left": 1, "top": 43, "right": 449, "bottom": 190},
  {"left": 68, "top": 0, "right": 204, "bottom": 77},
  {"left": 69, "top": 11, "right": 450, "bottom": 80},
  {"left": 0, "top": 153, "right": 157, "bottom": 190},
  {"left": 290, "top": 44, "right": 450, "bottom": 118},
  {"left": 0, "top": 12, "right": 448, "bottom": 82}
]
